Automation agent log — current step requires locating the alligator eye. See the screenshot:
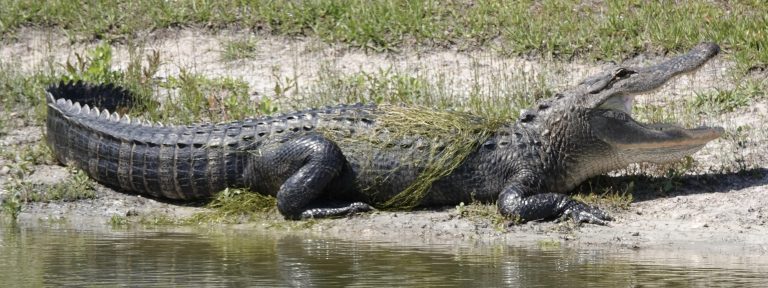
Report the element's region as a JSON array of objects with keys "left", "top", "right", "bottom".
[
  {"left": 482, "top": 142, "right": 496, "bottom": 150},
  {"left": 613, "top": 68, "right": 636, "bottom": 78}
]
